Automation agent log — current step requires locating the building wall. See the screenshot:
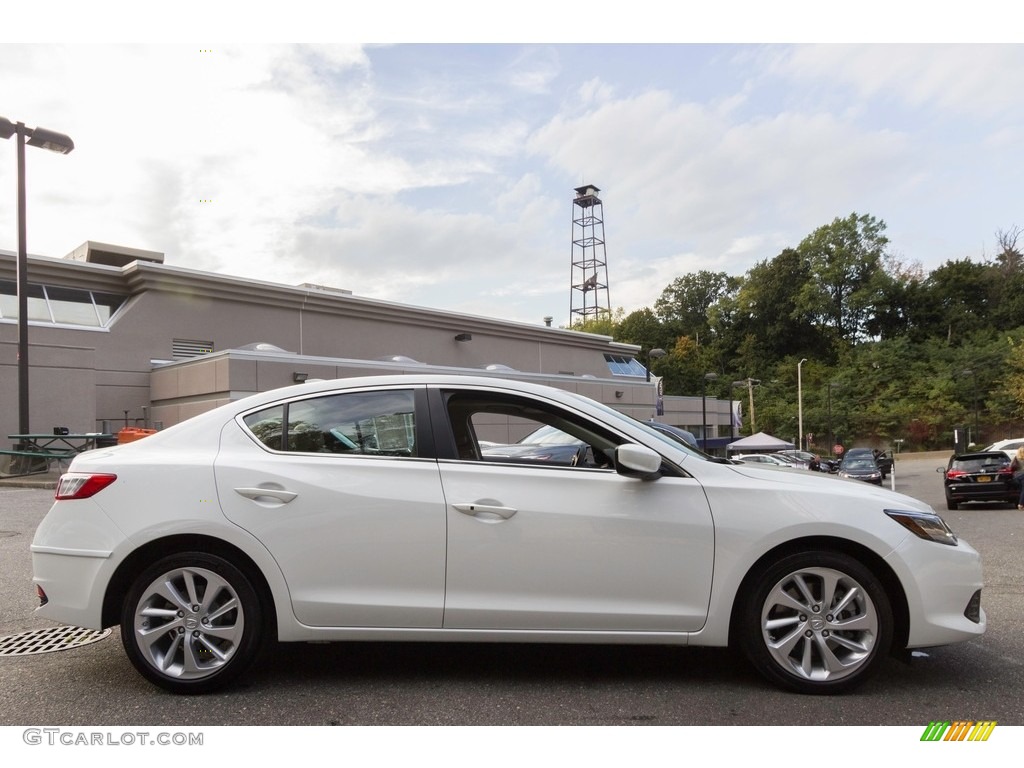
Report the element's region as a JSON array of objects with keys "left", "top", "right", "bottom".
[{"left": 4, "top": 249, "right": 724, "bottom": 440}]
